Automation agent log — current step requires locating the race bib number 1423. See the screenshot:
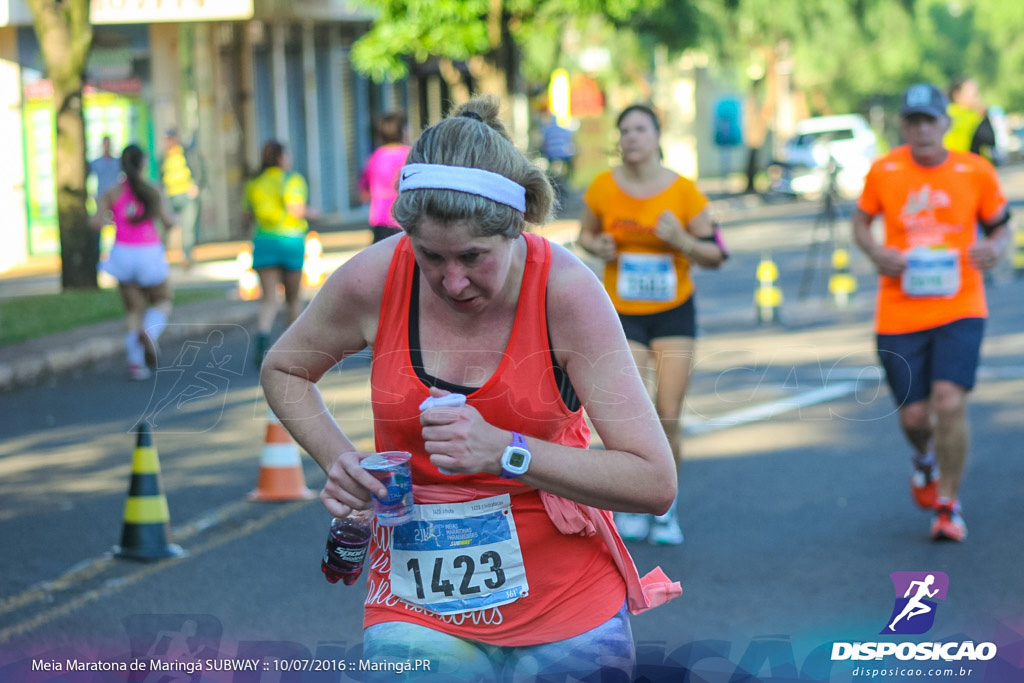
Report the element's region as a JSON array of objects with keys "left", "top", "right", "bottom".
[{"left": 388, "top": 494, "right": 528, "bottom": 615}]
